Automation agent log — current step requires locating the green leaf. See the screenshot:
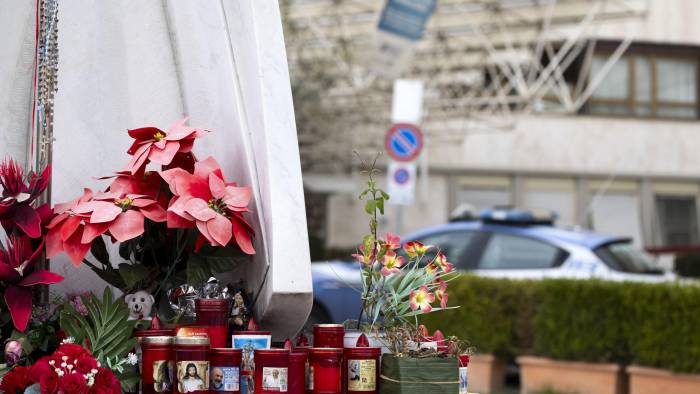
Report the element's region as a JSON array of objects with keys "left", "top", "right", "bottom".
[
  {"left": 380, "top": 190, "right": 390, "bottom": 200},
  {"left": 364, "top": 200, "right": 376, "bottom": 215},
  {"left": 376, "top": 198, "right": 385, "bottom": 215},
  {"left": 118, "top": 263, "right": 149, "bottom": 288},
  {"left": 186, "top": 254, "right": 211, "bottom": 285},
  {"left": 90, "top": 237, "right": 111, "bottom": 266}
]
